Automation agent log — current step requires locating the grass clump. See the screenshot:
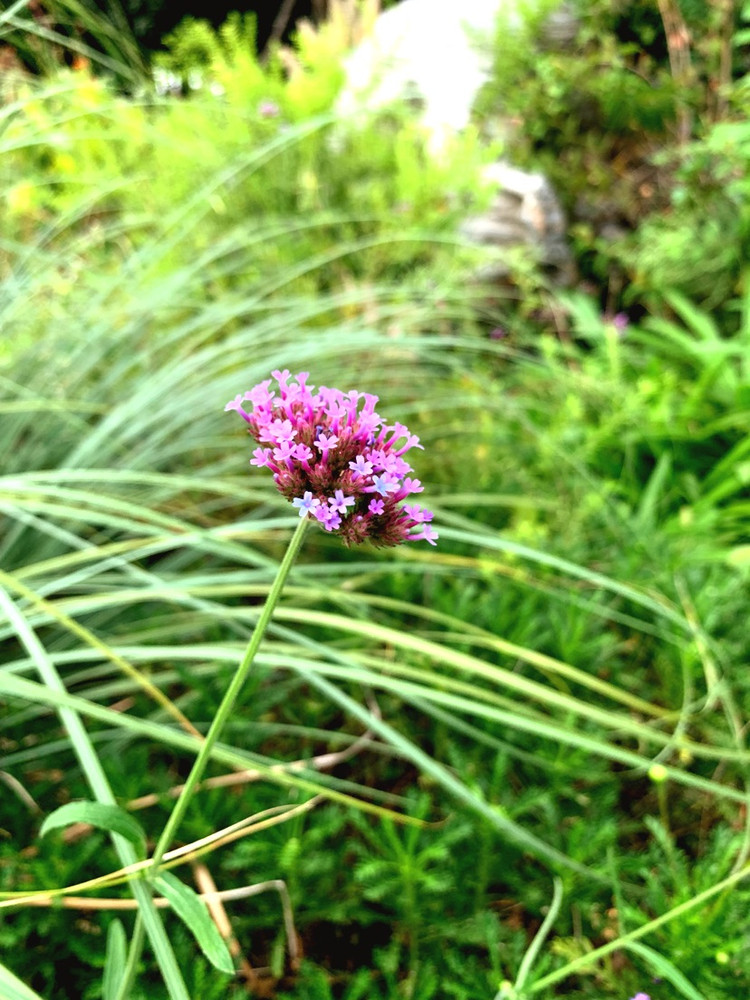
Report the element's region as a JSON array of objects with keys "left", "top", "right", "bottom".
[{"left": 2, "top": 3, "right": 750, "bottom": 999}]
